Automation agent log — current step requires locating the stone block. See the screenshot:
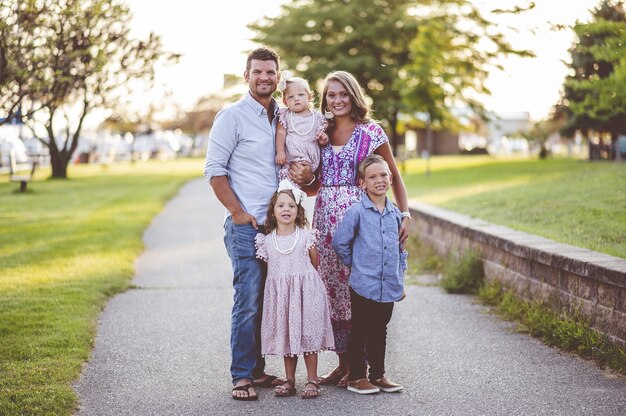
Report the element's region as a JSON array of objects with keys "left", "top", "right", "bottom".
[
  {"left": 481, "top": 245, "right": 507, "bottom": 265},
  {"left": 527, "top": 279, "right": 556, "bottom": 303},
  {"left": 550, "top": 253, "right": 589, "bottom": 276},
  {"left": 597, "top": 282, "right": 619, "bottom": 309},
  {"left": 530, "top": 260, "right": 560, "bottom": 288},
  {"left": 484, "top": 260, "right": 528, "bottom": 294},
  {"left": 617, "top": 288, "right": 626, "bottom": 314},
  {"left": 505, "top": 254, "right": 531, "bottom": 276},
  {"left": 586, "top": 261, "right": 626, "bottom": 289},
  {"left": 559, "top": 272, "right": 597, "bottom": 302}
]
